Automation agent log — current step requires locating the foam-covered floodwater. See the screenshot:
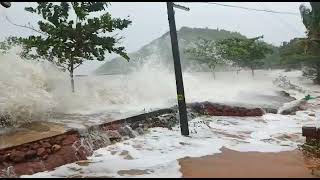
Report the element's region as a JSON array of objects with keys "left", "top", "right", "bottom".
[{"left": 21, "top": 112, "right": 316, "bottom": 178}]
